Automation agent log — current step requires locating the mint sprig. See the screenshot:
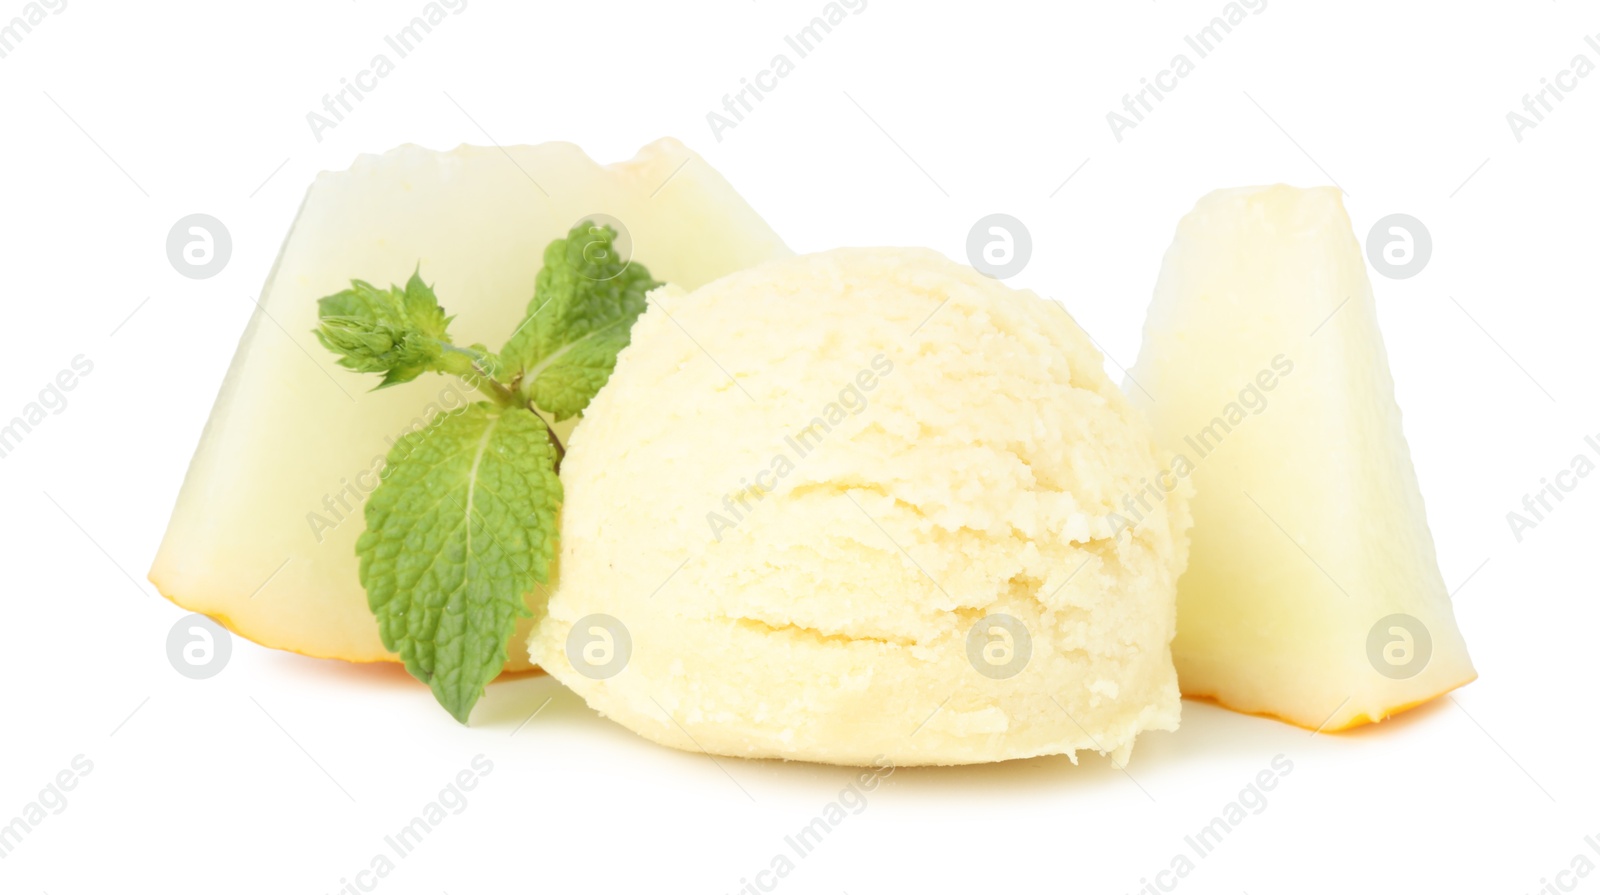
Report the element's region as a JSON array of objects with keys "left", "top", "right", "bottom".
[
  {"left": 359, "top": 405, "right": 560, "bottom": 723},
  {"left": 315, "top": 269, "right": 464, "bottom": 389},
  {"left": 501, "top": 221, "right": 661, "bottom": 420},
  {"left": 315, "top": 222, "right": 654, "bottom": 722}
]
